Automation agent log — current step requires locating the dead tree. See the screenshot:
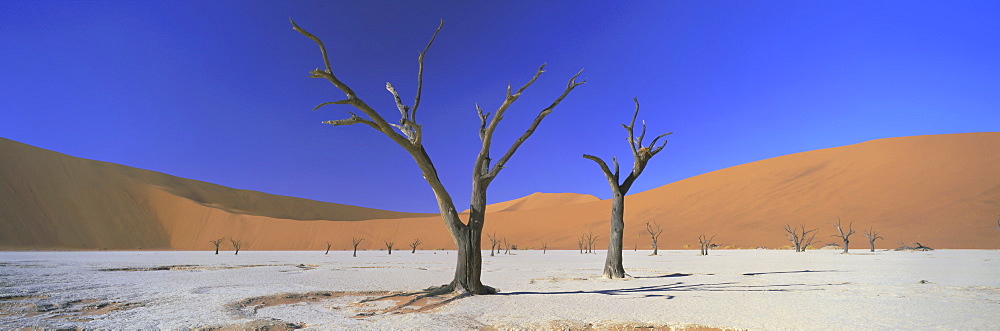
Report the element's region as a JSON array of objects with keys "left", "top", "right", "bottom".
[
  {"left": 294, "top": 19, "right": 582, "bottom": 294},
  {"left": 541, "top": 242, "right": 548, "bottom": 254},
  {"left": 584, "top": 98, "right": 672, "bottom": 279},
  {"left": 783, "top": 224, "right": 818, "bottom": 252},
  {"left": 230, "top": 239, "right": 242, "bottom": 255},
  {"left": 384, "top": 240, "right": 395, "bottom": 255},
  {"left": 502, "top": 238, "right": 511, "bottom": 255},
  {"left": 325, "top": 241, "right": 332, "bottom": 255},
  {"left": 209, "top": 238, "right": 224, "bottom": 255},
  {"left": 698, "top": 233, "right": 717, "bottom": 256},
  {"left": 863, "top": 227, "right": 883, "bottom": 252},
  {"left": 351, "top": 237, "right": 364, "bottom": 257},
  {"left": 646, "top": 221, "right": 664, "bottom": 256},
  {"left": 577, "top": 236, "right": 585, "bottom": 254},
  {"left": 410, "top": 238, "right": 422, "bottom": 254},
  {"left": 487, "top": 232, "right": 499, "bottom": 257},
  {"left": 583, "top": 231, "right": 599, "bottom": 254},
  {"left": 830, "top": 218, "right": 856, "bottom": 254}
]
